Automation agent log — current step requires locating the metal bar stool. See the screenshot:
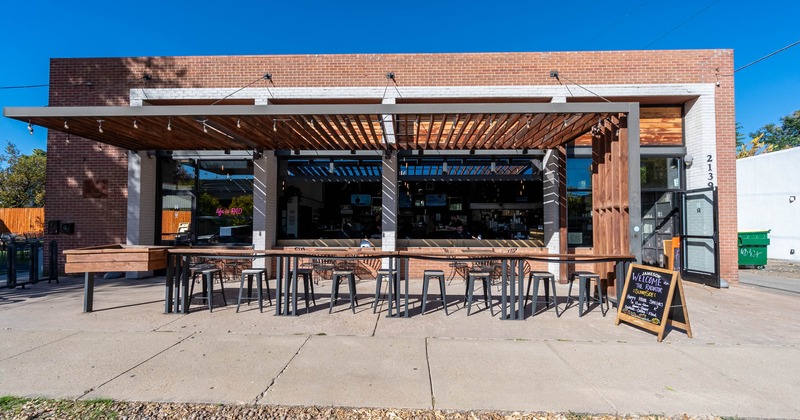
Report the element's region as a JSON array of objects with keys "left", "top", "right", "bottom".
[
  {"left": 465, "top": 269, "right": 493, "bottom": 316},
  {"left": 372, "top": 268, "right": 398, "bottom": 313},
  {"left": 236, "top": 268, "right": 271, "bottom": 313},
  {"left": 329, "top": 269, "right": 358, "bottom": 313},
  {"left": 421, "top": 269, "right": 448, "bottom": 315},
  {"left": 289, "top": 268, "right": 317, "bottom": 312},
  {"left": 567, "top": 271, "right": 608, "bottom": 317},
  {"left": 189, "top": 268, "right": 227, "bottom": 312},
  {"left": 525, "top": 271, "right": 559, "bottom": 317}
]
